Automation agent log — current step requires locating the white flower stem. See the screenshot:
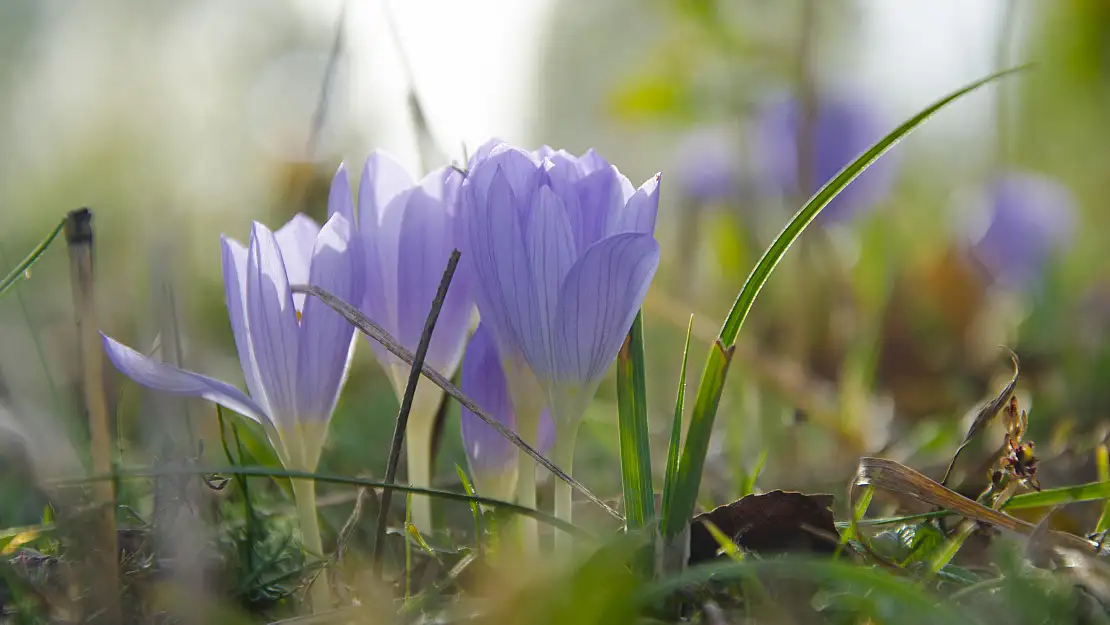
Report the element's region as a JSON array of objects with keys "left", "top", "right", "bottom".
[
  {"left": 512, "top": 402, "right": 542, "bottom": 555},
  {"left": 553, "top": 420, "right": 579, "bottom": 555},
  {"left": 404, "top": 382, "right": 441, "bottom": 534},
  {"left": 515, "top": 442, "right": 539, "bottom": 553},
  {"left": 292, "top": 477, "right": 330, "bottom": 612}
]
